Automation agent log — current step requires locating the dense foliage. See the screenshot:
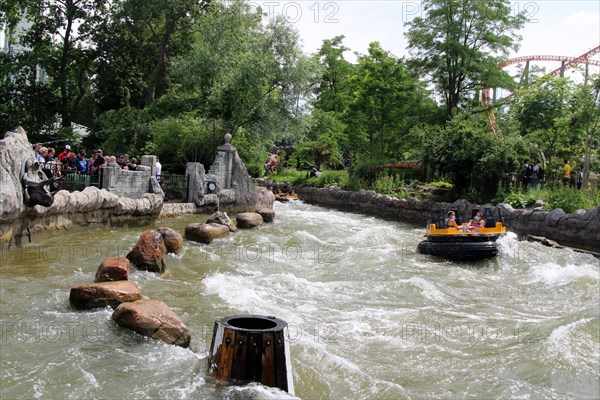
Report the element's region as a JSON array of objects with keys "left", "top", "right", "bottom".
[
  {"left": 1, "top": 0, "right": 598, "bottom": 207},
  {"left": 406, "top": 0, "right": 526, "bottom": 119}
]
